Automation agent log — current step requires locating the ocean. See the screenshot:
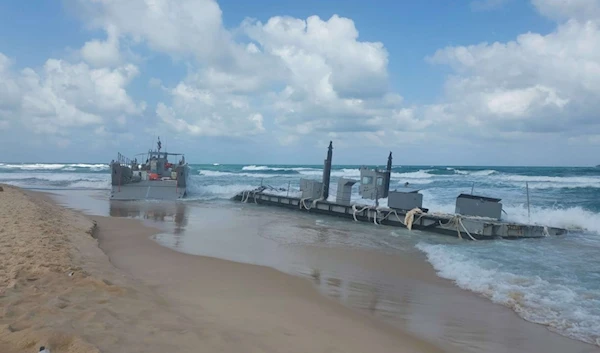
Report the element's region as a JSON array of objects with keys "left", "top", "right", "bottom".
[{"left": 1, "top": 162, "right": 599, "bottom": 347}]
